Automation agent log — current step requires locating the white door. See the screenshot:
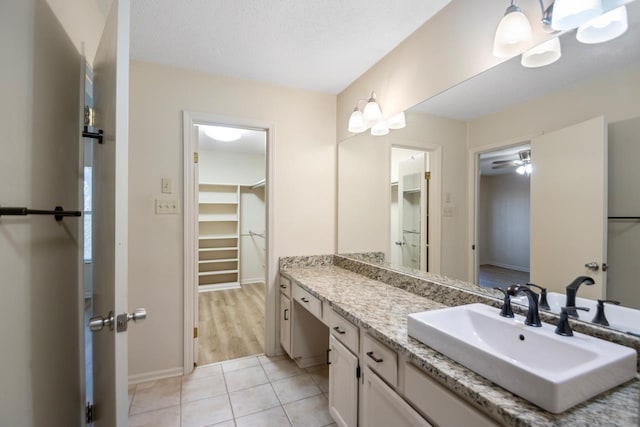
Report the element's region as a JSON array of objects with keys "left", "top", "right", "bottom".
[
  {"left": 530, "top": 116, "right": 607, "bottom": 299},
  {"left": 90, "top": 1, "right": 131, "bottom": 425},
  {"left": 398, "top": 153, "right": 428, "bottom": 270},
  {"left": 328, "top": 335, "right": 358, "bottom": 427}
]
